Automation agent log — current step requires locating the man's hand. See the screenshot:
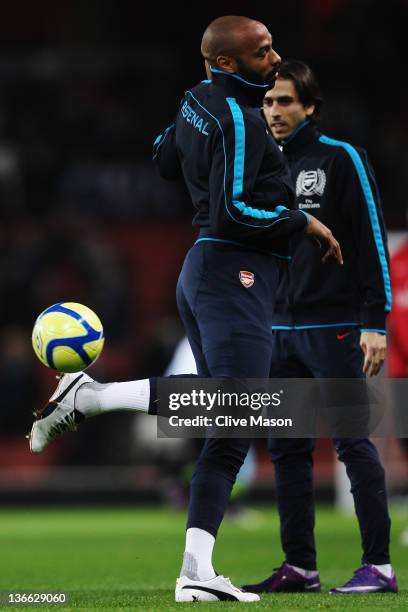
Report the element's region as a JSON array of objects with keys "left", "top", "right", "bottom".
[
  {"left": 305, "top": 214, "right": 343, "bottom": 265},
  {"left": 360, "top": 331, "right": 387, "bottom": 377}
]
